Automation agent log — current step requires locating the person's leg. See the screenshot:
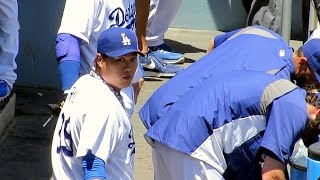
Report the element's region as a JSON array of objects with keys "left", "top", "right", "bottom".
[
  {"left": 152, "top": 141, "right": 224, "bottom": 180},
  {"left": 136, "top": 0, "right": 150, "bottom": 55},
  {"left": 0, "top": 0, "right": 19, "bottom": 99},
  {"left": 146, "top": 0, "right": 182, "bottom": 47},
  {"left": 145, "top": 0, "right": 185, "bottom": 64}
]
